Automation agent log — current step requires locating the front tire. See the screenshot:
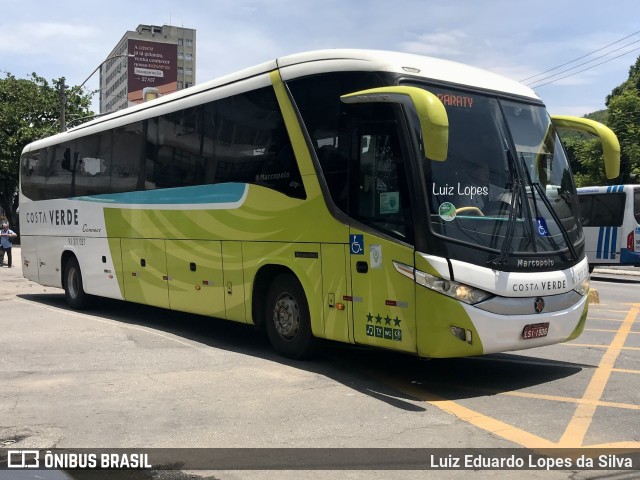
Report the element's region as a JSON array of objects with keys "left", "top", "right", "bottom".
[
  {"left": 265, "top": 274, "right": 314, "bottom": 359},
  {"left": 63, "top": 257, "right": 93, "bottom": 310}
]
